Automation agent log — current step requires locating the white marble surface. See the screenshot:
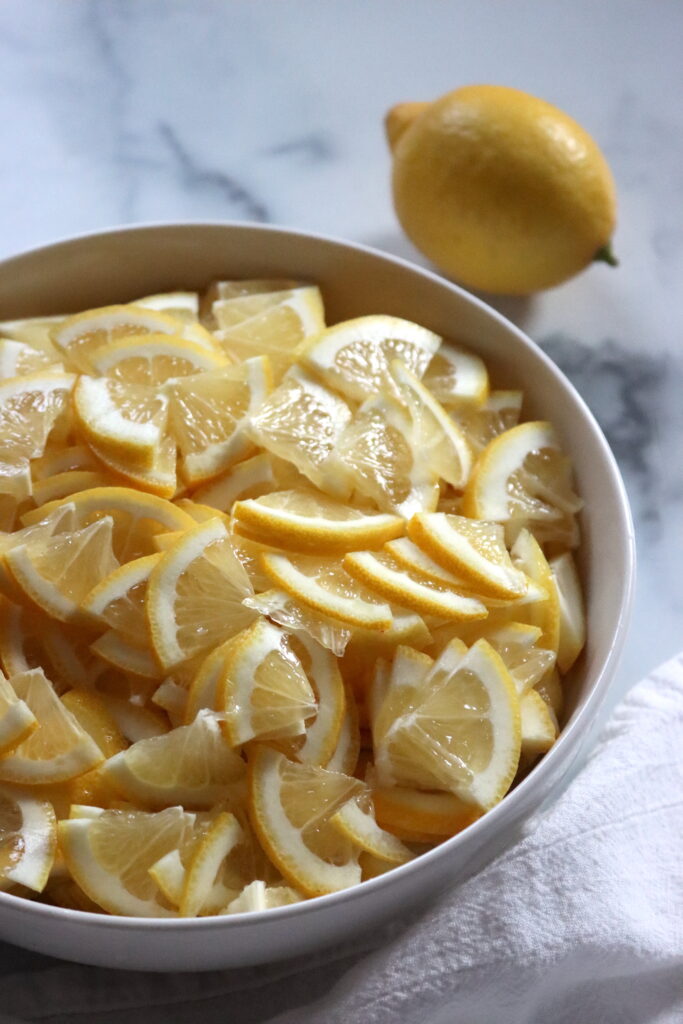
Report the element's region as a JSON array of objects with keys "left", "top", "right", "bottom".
[
  {"left": 0, "top": 0, "right": 681, "bottom": 1010},
  {"left": 2, "top": 0, "right": 681, "bottom": 698}
]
